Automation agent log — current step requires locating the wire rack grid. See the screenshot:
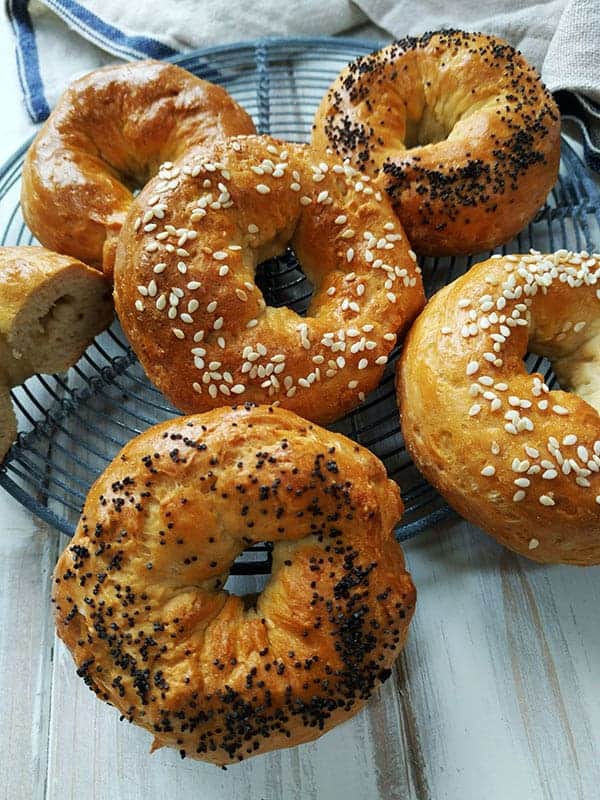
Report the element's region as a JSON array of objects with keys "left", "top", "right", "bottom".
[{"left": 0, "top": 37, "right": 599, "bottom": 576}]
